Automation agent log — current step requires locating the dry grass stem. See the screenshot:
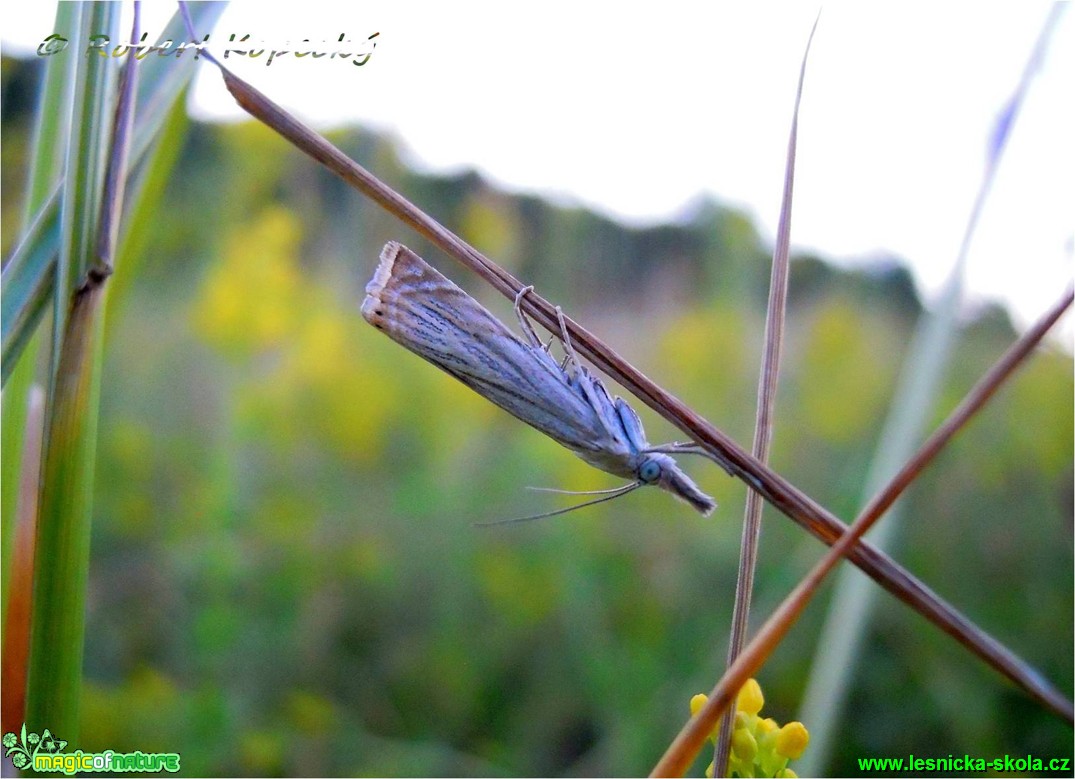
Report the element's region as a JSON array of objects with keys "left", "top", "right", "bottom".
[
  {"left": 714, "top": 16, "right": 818, "bottom": 776},
  {"left": 214, "top": 61, "right": 1072, "bottom": 722},
  {"left": 651, "top": 285, "right": 1074, "bottom": 776}
]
